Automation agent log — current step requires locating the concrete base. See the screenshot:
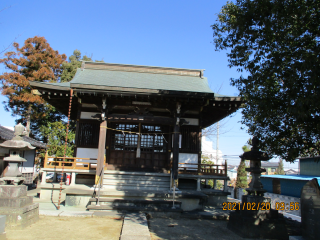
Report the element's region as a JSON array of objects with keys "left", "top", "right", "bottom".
[
  {"left": 0, "top": 185, "right": 39, "bottom": 229},
  {"left": 63, "top": 185, "right": 208, "bottom": 212},
  {"left": 179, "top": 198, "right": 201, "bottom": 211},
  {"left": 201, "top": 189, "right": 230, "bottom": 207},
  {"left": 227, "top": 196, "right": 288, "bottom": 239},
  {"left": 66, "top": 195, "right": 91, "bottom": 207},
  {"left": 40, "top": 189, "right": 66, "bottom": 202},
  {"left": 0, "top": 215, "right": 5, "bottom": 235},
  {"left": 39, "top": 184, "right": 66, "bottom": 202}
]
